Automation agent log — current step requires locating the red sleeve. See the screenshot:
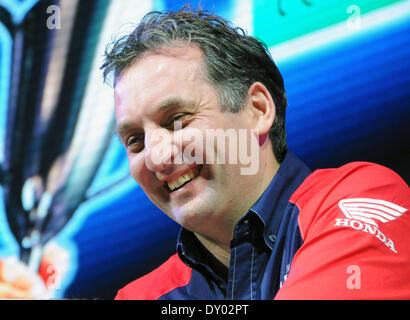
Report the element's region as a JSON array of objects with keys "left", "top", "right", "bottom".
[
  {"left": 275, "top": 162, "right": 410, "bottom": 299},
  {"left": 114, "top": 254, "right": 192, "bottom": 300}
]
